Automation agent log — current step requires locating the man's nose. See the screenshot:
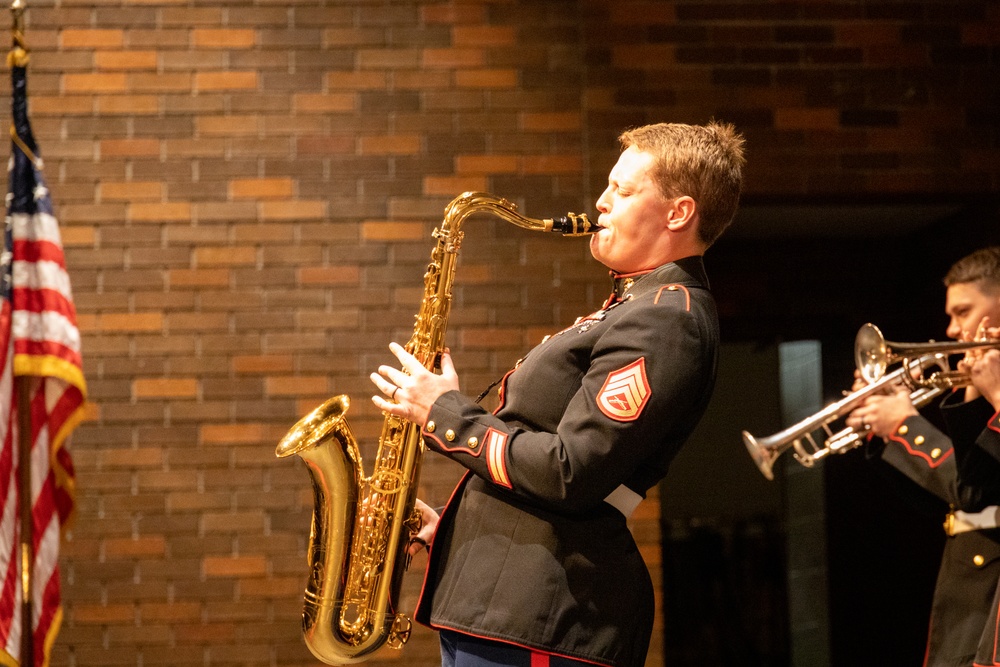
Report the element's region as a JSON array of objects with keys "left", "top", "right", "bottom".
[
  {"left": 946, "top": 319, "right": 961, "bottom": 339},
  {"left": 595, "top": 189, "right": 610, "bottom": 213}
]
